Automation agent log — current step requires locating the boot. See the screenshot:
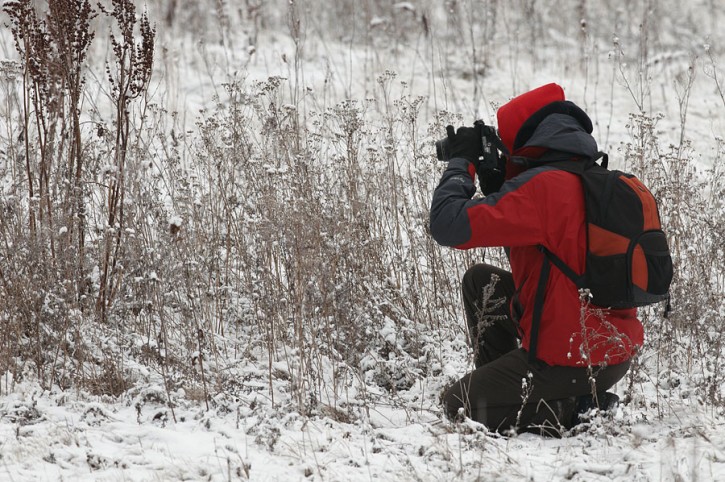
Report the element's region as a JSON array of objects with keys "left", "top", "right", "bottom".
[
  {"left": 572, "top": 391, "right": 619, "bottom": 426},
  {"left": 525, "top": 396, "right": 577, "bottom": 437}
]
